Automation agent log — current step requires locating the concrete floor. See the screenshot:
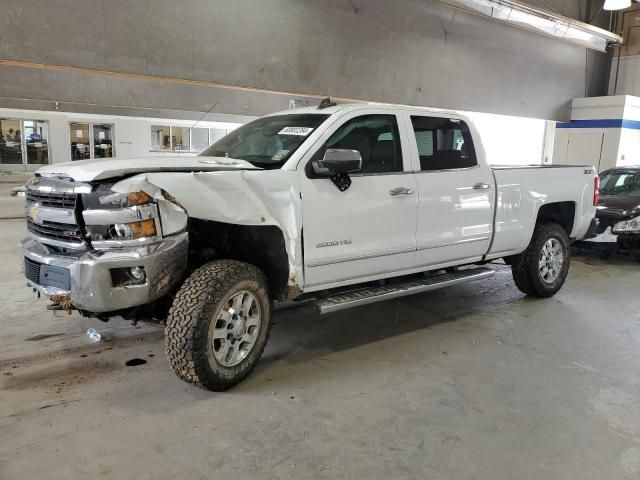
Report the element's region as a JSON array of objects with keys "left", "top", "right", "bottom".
[
  {"left": 0, "top": 172, "right": 31, "bottom": 219},
  {"left": 2, "top": 212, "right": 640, "bottom": 479}
]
